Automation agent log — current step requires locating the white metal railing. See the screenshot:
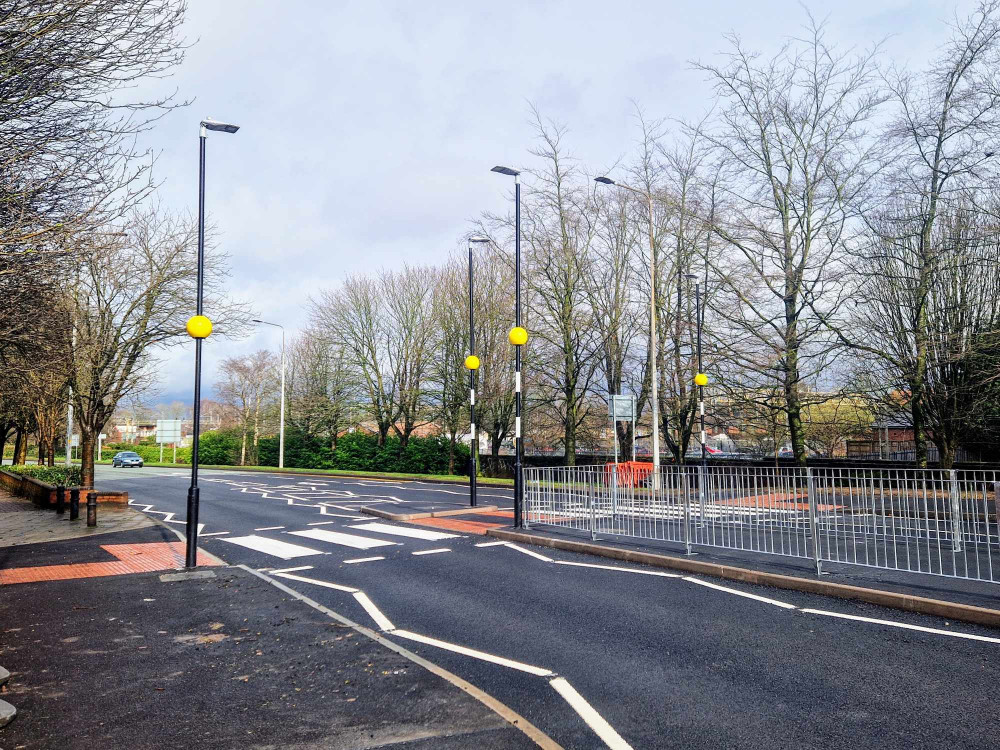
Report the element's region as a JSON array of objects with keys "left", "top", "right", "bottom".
[{"left": 523, "top": 464, "right": 1000, "bottom": 582}]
